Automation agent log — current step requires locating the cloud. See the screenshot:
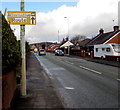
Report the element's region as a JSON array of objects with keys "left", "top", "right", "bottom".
[{"left": 11, "top": 0, "right": 119, "bottom": 43}]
